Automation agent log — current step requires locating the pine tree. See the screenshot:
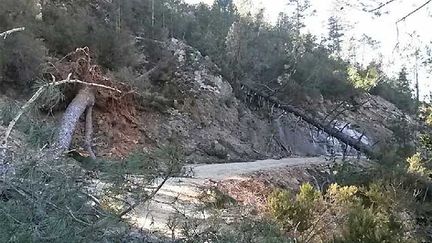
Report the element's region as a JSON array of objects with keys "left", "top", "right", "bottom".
[
  {"left": 396, "top": 67, "right": 412, "bottom": 97},
  {"left": 327, "top": 16, "right": 344, "bottom": 55},
  {"left": 287, "top": 0, "right": 312, "bottom": 36},
  {"left": 286, "top": 0, "right": 312, "bottom": 59}
]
